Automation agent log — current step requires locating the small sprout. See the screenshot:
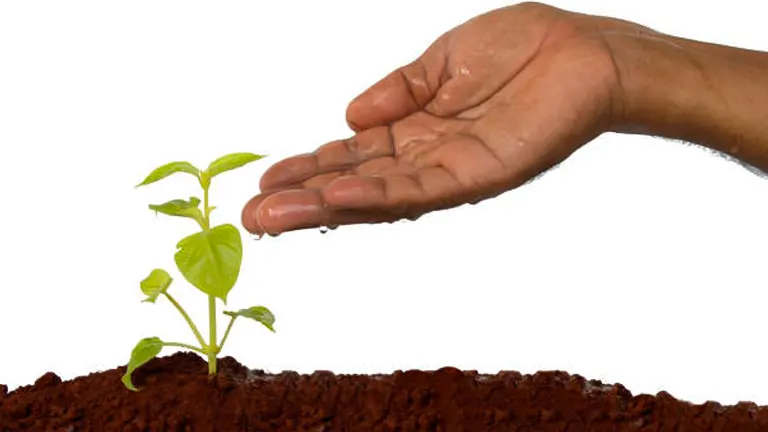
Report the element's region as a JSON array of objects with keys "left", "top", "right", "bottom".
[{"left": 124, "top": 152, "right": 275, "bottom": 391}]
